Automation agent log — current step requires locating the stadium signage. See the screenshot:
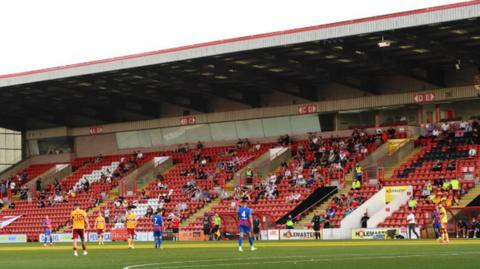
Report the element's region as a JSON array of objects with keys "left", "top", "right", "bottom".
[
  {"left": 266, "top": 229, "right": 279, "bottom": 240},
  {"left": 352, "top": 227, "right": 420, "bottom": 240},
  {"left": 89, "top": 126, "right": 103, "bottom": 135},
  {"left": 413, "top": 93, "right": 435, "bottom": 103},
  {"left": 0, "top": 234, "right": 27, "bottom": 243},
  {"left": 384, "top": 186, "right": 410, "bottom": 203},
  {"left": 279, "top": 229, "right": 316, "bottom": 240},
  {"left": 298, "top": 104, "right": 317, "bottom": 114},
  {"left": 180, "top": 116, "right": 197, "bottom": 125},
  {"left": 39, "top": 233, "right": 73, "bottom": 243},
  {"left": 352, "top": 228, "right": 400, "bottom": 240}
]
